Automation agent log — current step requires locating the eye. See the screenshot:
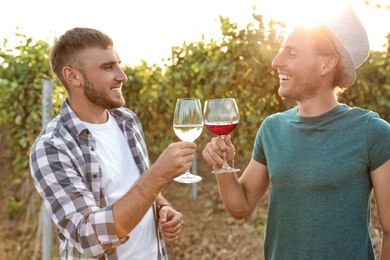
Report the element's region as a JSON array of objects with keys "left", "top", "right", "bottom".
[
  {"left": 103, "top": 65, "right": 113, "bottom": 71},
  {"left": 278, "top": 47, "right": 297, "bottom": 57},
  {"left": 282, "top": 46, "right": 297, "bottom": 56},
  {"left": 289, "top": 50, "right": 297, "bottom": 56}
]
